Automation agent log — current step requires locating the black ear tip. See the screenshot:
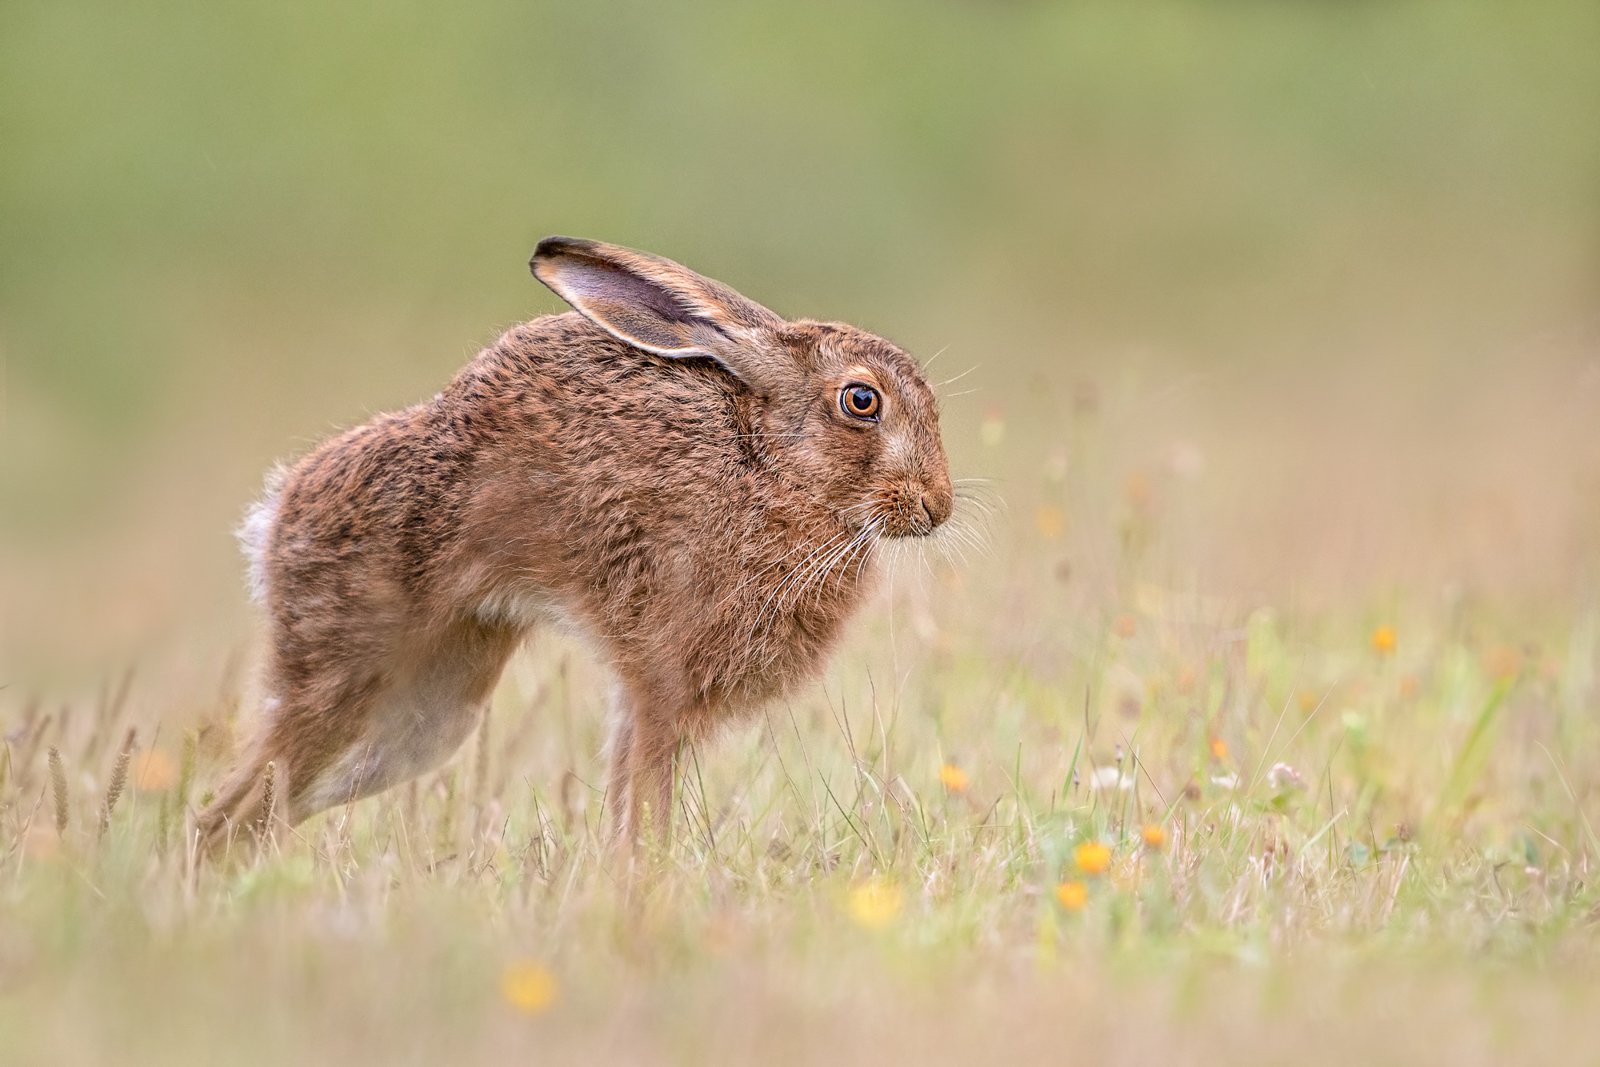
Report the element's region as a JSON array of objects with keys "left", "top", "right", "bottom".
[
  {"left": 529, "top": 236, "right": 600, "bottom": 278},
  {"left": 533, "top": 235, "right": 595, "bottom": 259}
]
